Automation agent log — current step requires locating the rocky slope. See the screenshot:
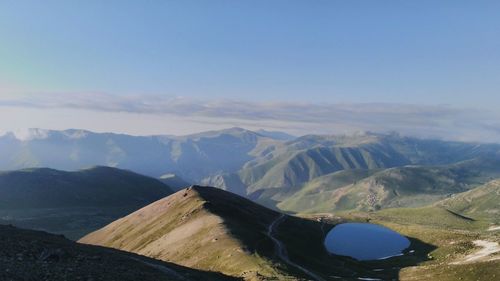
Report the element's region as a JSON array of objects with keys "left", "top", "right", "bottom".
[
  {"left": 0, "top": 224, "right": 236, "bottom": 281},
  {"left": 80, "top": 186, "right": 382, "bottom": 280},
  {"left": 80, "top": 186, "right": 291, "bottom": 279}
]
